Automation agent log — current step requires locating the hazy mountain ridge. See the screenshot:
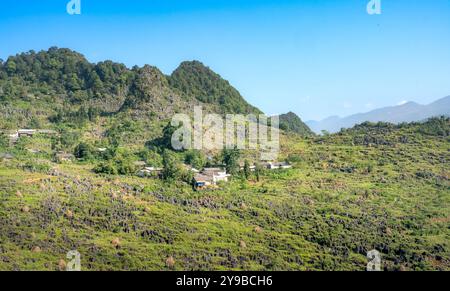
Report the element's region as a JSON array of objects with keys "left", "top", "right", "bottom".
[{"left": 307, "top": 96, "right": 450, "bottom": 133}]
